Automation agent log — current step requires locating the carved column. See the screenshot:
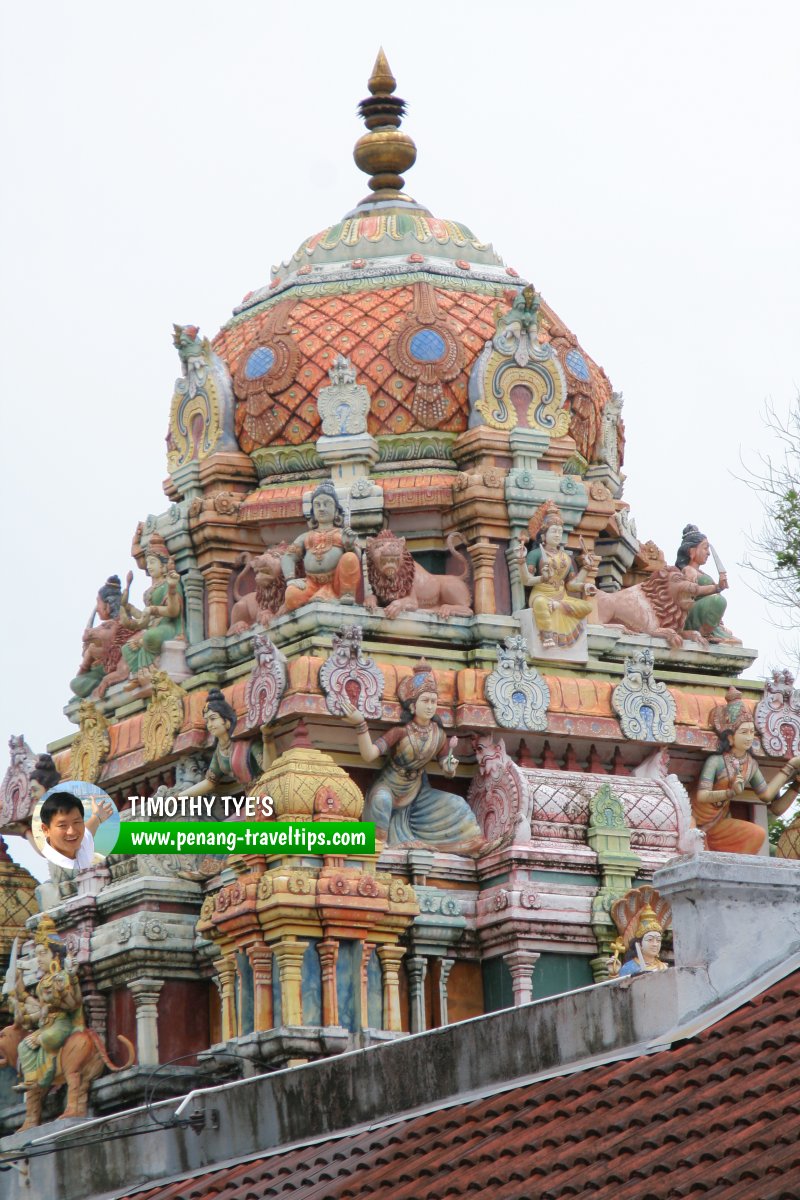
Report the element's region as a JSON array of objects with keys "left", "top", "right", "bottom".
[
  {"left": 503, "top": 948, "right": 540, "bottom": 1007},
  {"left": 376, "top": 944, "right": 406, "bottom": 1033},
  {"left": 359, "top": 941, "right": 376, "bottom": 1029},
  {"left": 317, "top": 939, "right": 339, "bottom": 1027},
  {"left": 129, "top": 977, "right": 163, "bottom": 1065},
  {"left": 406, "top": 954, "right": 427, "bottom": 1034},
  {"left": 213, "top": 956, "right": 238, "bottom": 1040},
  {"left": 246, "top": 944, "right": 274, "bottom": 1032},
  {"left": 467, "top": 540, "right": 498, "bottom": 616},
  {"left": 183, "top": 567, "right": 206, "bottom": 645},
  {"left": 505, "top": 541, "right": 526, "bottom": 614},
  {"left": 438, "top": 957, "right": 454, "bottom": 1027},
  {"left": 272, "top": 938, "right": 307, "bottom": 1026},
  {"left": 80, "top": 987, "right": 108, "bottom": 1043},
  {"left": 204, "top": 565, "right": 231, "bottom": 639}
]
